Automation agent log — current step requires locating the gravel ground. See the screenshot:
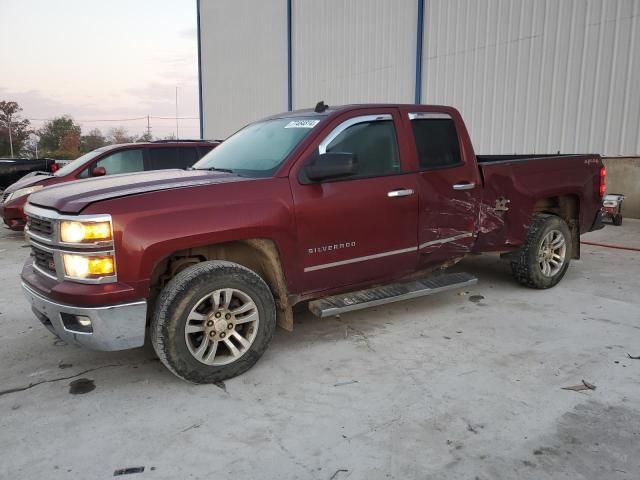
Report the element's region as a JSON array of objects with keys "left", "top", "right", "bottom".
[{"left": 0, "top": 220, "right": 638, "bottom": 480}]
